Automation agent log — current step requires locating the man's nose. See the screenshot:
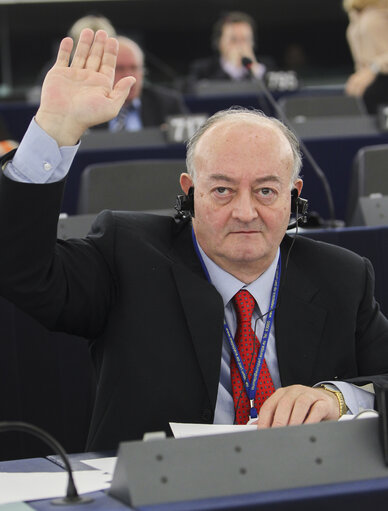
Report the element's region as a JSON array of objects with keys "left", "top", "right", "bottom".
[{"left": 231, "top": 193, "right": 259, "bottom": 222}]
